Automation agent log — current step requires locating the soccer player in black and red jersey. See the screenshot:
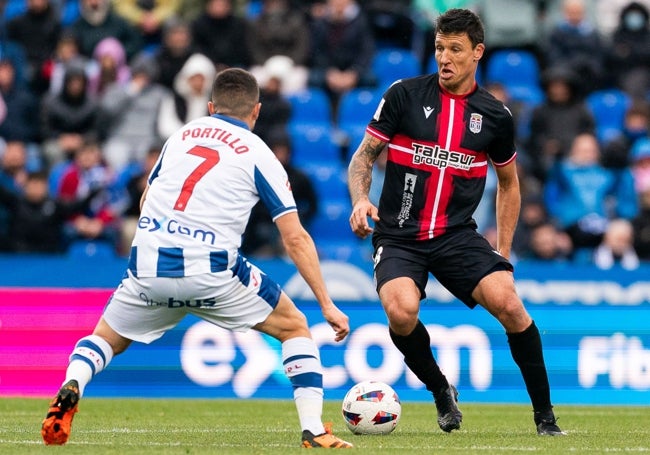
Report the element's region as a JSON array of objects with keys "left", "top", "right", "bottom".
[{"left": 347, "top": 8, "right": 565, "bottom": 436}]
